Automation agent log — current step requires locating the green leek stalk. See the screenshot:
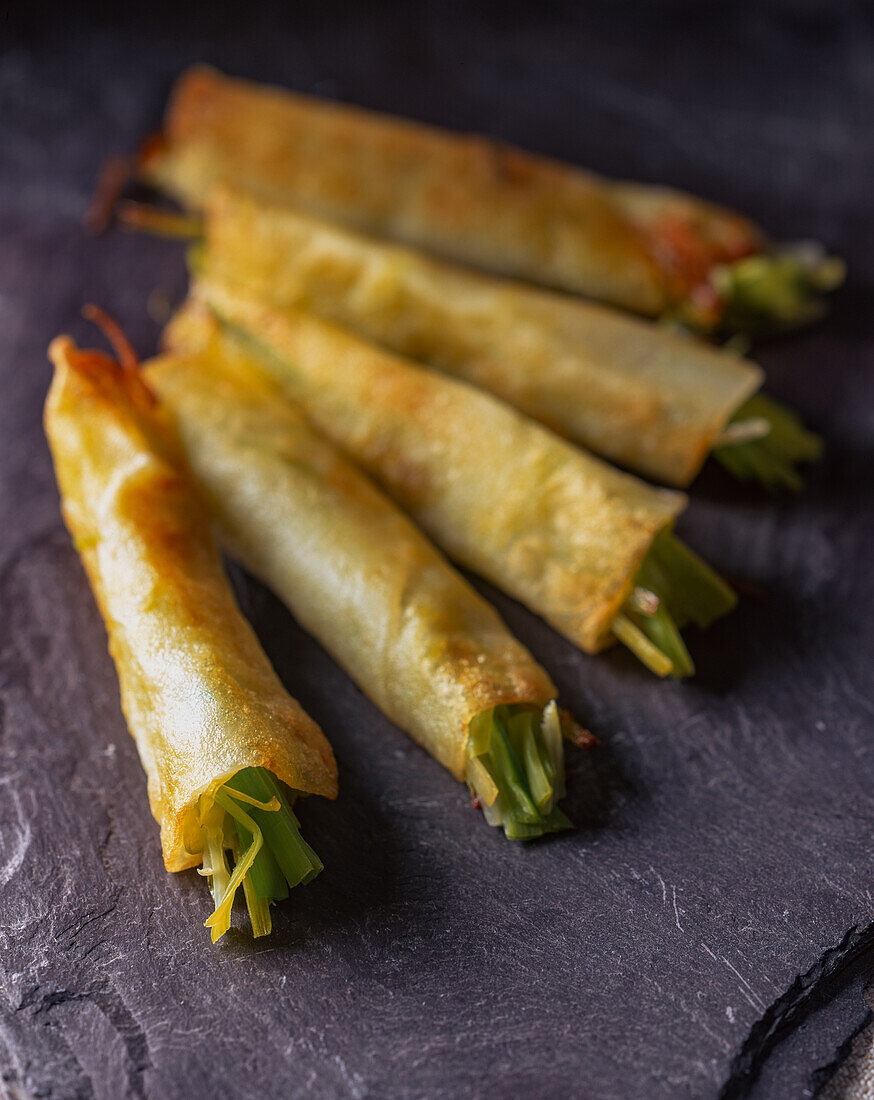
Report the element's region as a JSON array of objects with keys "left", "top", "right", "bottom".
[
  {"left": 465, "top": 702, "right": 571, "bottom": 841},
  {"left": 713, "top": 393, "right": 822, "bottom": 492},
  {"left": 612, "top": 529, "right": 737, "bottom": 679},
  {"left": 198, "top": 767, "right": 322, "bottom": 943},
  {"left": 711, "top": 246, "right": 845, "bottom": 335}
]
